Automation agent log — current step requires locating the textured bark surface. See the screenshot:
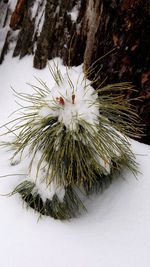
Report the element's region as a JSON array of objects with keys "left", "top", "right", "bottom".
[
  {"left": 90, "top": 0, "right": 150, "bottom": 144},
  {"left": 0, "top": 0, "right": 150, "bottom": 144},
  {"left": 0, "top": 0, "right": 11, "bottom": 63},
  {"left": 12, "top": 0, "right": 35, "bottom": 58},
  {"left": 10, "top": 0, "right": 27, "bottom": 29},
  {"left": 33, "top": 0, "right": 80, "bottom": 69}
]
